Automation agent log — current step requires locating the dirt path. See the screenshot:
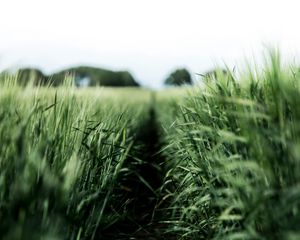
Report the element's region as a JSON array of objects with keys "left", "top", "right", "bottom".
[{"left": 100, "top": 95, "right": 174, "bottom": 239}]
